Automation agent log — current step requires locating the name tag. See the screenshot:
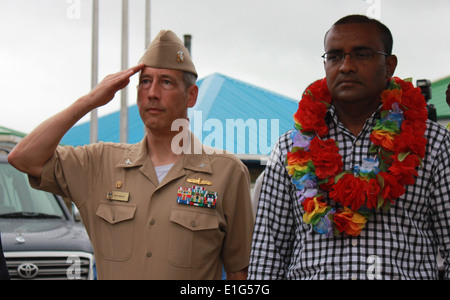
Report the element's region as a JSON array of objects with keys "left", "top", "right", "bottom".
[{"left": 107, "top": 191, "right": 130, "bottom": 202}]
